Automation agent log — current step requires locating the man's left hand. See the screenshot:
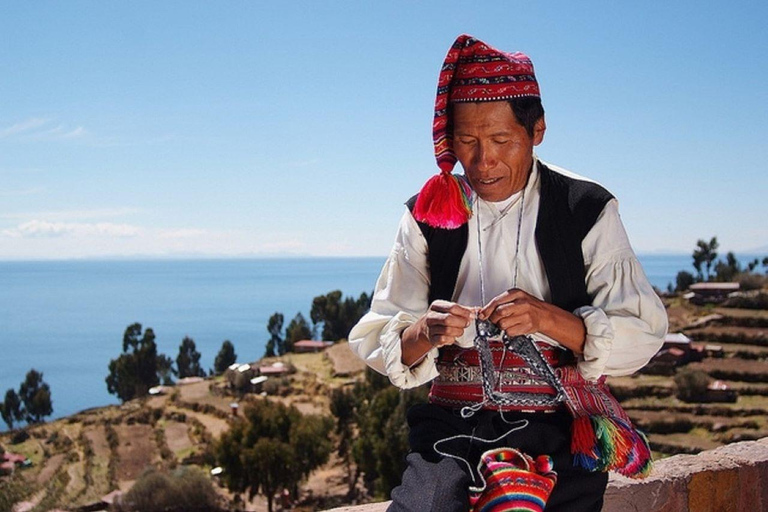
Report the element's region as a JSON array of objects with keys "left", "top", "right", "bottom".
[
  {"left": 478, "top": 288, "right": 551, "bottom": 337},
  {"left": 478, "top": 288, "right": 587, "bottom": 354}
]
